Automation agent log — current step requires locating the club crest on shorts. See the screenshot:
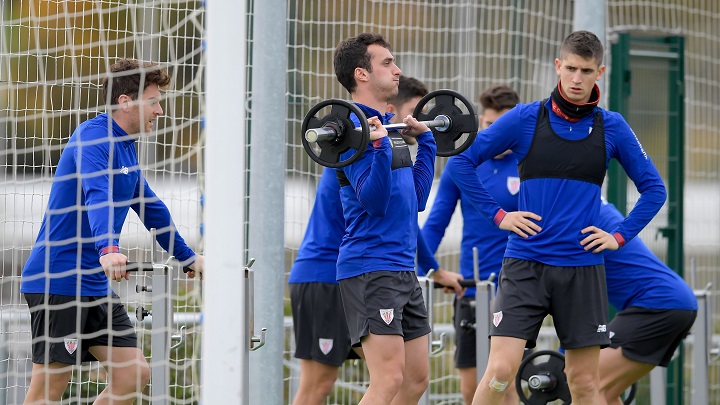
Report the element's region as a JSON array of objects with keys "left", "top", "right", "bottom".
[
  {"left": 64, "top": 338, "right": 78, "bottom": 355},
  {"left": 506, "top": 177, "right": 520, "bottom": 195},
  {"left": 379, "top": 308, "right": 394, "bottom": 325},
  {"left": 319, "top": 338, "right": 334, "bottom": 355},
  {"left": 492, "top": 311, "right": 503, "bottom": 327}
]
